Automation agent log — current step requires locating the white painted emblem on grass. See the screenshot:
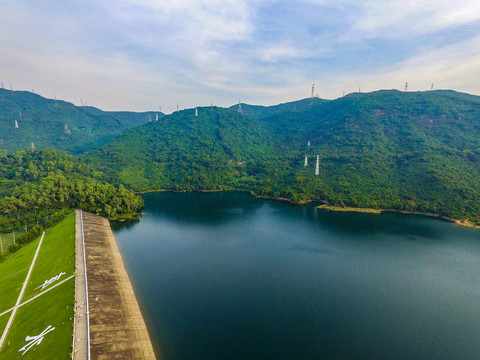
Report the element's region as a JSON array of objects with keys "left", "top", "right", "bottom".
[
  {"left": 35, "top": 272, "right": 66, "bottom": 291},
  {"left": 18, "top": 325, "right": 55, "bottom": 355}
]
